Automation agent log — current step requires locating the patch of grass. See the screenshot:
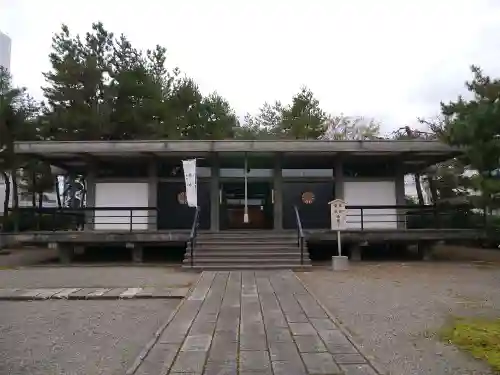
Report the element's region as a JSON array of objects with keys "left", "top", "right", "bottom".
[{"left": 440, "top": 317, "right": 500, "bottom": 372}]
